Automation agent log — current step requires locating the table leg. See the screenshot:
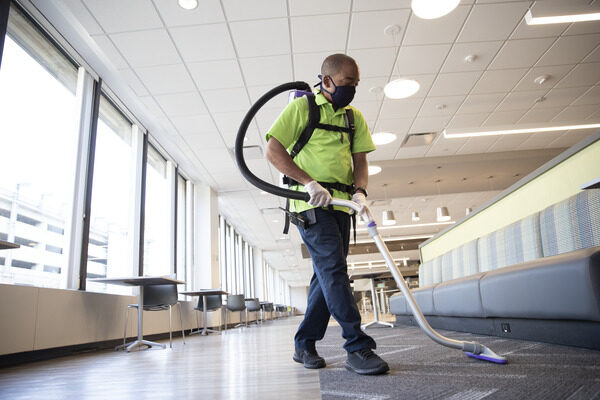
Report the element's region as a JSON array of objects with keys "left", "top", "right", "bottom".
[
  {"left": 201, "top": 295, "right": 208, "bottom": 335},
  {"left": 121, "top": 285, "right": 166, "bottom": 351},
  {"left": 361, "top": 278, "right": 394, "bottom": 330}
]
